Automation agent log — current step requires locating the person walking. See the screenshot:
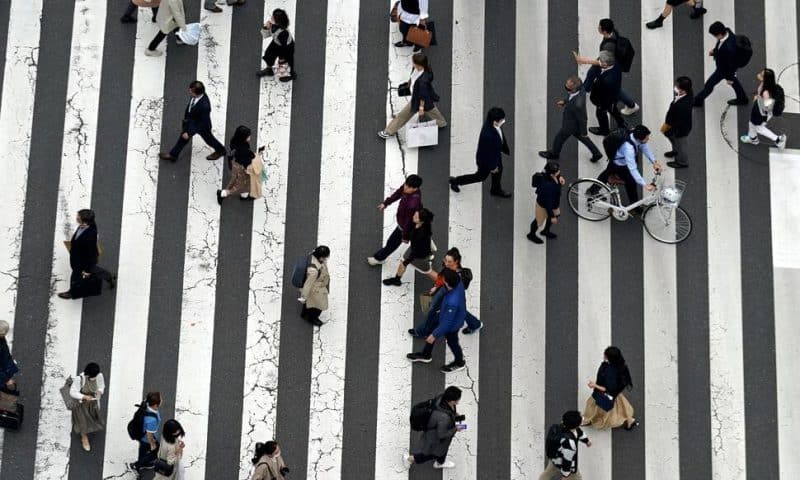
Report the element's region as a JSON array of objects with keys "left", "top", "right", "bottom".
[
  {"left": 663, "top": 76, "right": 694, "bottom": 168},
  {"left": 367, "top": 174, "right": 423, "bottom": 266},
  {"left": 403, "top": 386, "right": 465, "bottom": 470},
  {"left": 378, "top": 53, "right": 447, "bottom": 139},
  {"left": 528, "top": 161, "right": 564, "bottom": 244},
  {"left": 693, "top": 21, "right": 748, "bottom": 107},
  {"left": 58, "top": 209, "right": 116, "bottom": 300},
  {"left": 584, "top": 51, "right": 625, "bottom": 136},
  {"left": 411, "top": 248, "right": 482, "bottom": 337},
  {"left": 257, "top": 9, "right": 296, "bottom": 82},
  {"left": 299, "top": 246, "right": 331, "bottom": 327},
  {"left": 121, "top": 0, "right": 159, "bottom": 24},
  {"left": 739, "top": 68, "right": 788, "bottom": 148},
  {"left": 646, "top": 0, "right": 707, "bottom": 30},
  {"left": 0, "top": 321, "right": 18, "bottom": 389},
  {"left": 144, "top": 0, "right": 186, "bottom": 57},
  {"left": 250, "top": 441, "right": 290, "bottom": 480},
  {"left": 449, "top": 107, "right": 512, "bottom": 198},
  {"left": 217, "top": 126, "right": 256, "bottom": 203},
  {"left": 394, "top": 0, "right": 429, "bottom": 52},
  {"left": 383, "top": 208, "right": 434, "bottom": 286},
  {"left": 539, "top": 411, "right": 591, "bottom": 480},
  {"left": 70, "top": 362, "right": 106, "bottom": 452},
  {"left": 159, "top": 81, "right": 227, "bottom": 162},
  {"left": 539, "top": 76, "right": 602, "bottom": 162},
  {"left": 407, "top": 269, "right": 467, "bottom": 373},
  {"left": 130, "top": 391, "right": 163, "bottom": 474},
  {"left": 582, "top": 346, "right": 639, "bottom": 431},
  {"left": 594, "top": 125, "right": 662, "bottom": 205},
  {"left": 153, "top": 419, "right": 185, "bottom": 479}
]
